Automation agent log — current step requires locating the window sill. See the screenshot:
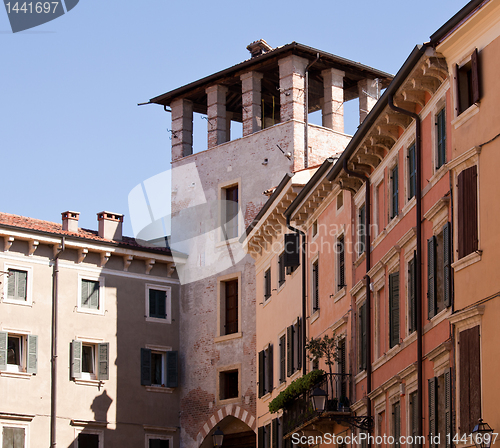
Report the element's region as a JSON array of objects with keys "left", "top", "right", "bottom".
[
  {"left": 1, "top": 298, "right": 32, "bottom": 307},
  {"left": 217, "top": 396, "right": 241, "bottom": 406},
  {"left": 424, "top": 307, "right": 452, "bottom": 334},
  {"left": 372, "top": 343, "right": 402, "bottom": 372},
  {"left": 310, "top": 310, "right": 320, "bottom": 324},
  {"left": 262, "top": 297, "right": 272, "bottom": 308},
  {"left": 402, "top": 330, "right": 417, "bottom": 346},
  {"left": 426, "top": 164, "right": 449, "bottom": 193},
  {"left": 401, "top": 196, "right": 416, "bottom": 217},
  {"left": 145, "top": 386, "right": 174, "bottom": 394},
  {"left": 451, "top": 103, "right": 479, "bottom": 129},
  {"left": 451, "top": 250, "right": 482, "bottom": 272},
  {"left": 332, "top": 287, "right": 346, "bottom": 303},
  {"left": 353, "top": 252, "right": 366, "bottom": 268},
  {"left": 214, "top": 332, "right": 242, "bottom": 343},
  {"left": 385, "top": 214, "right": 401, "bottom": 235},
  {"left": 371, "top": 229, "right": 387, "bottom": 250},
  {"left": 0, "top": 371, "right": 32, "bottom": 379},
  {"left": 76, "top": 308, "right": 105, "bottom": 316},
  {"left": 355, "top": 370, "right": 367, "bottom": 384},
  {"left": 74, "top": 378, "right": 103, "bottom": 387},
  {"left": 146, "top": 317, "right": 172, "bottom": 324}
]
